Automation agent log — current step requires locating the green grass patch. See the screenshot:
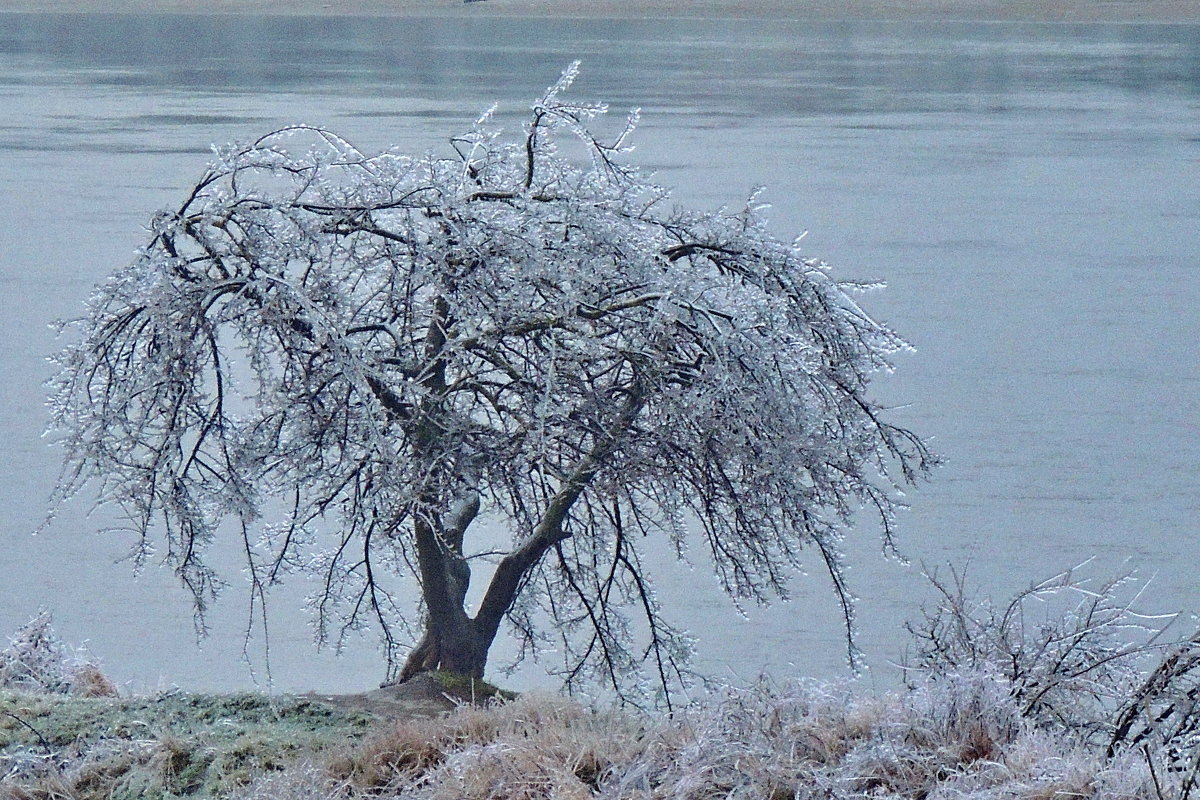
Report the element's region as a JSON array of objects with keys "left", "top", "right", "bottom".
[
  {"left": 0, "top": 689, "right": 375, "bottom": 798},
  {"left": 428, "top": 669, "right": 517, "bottom": 703}
]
